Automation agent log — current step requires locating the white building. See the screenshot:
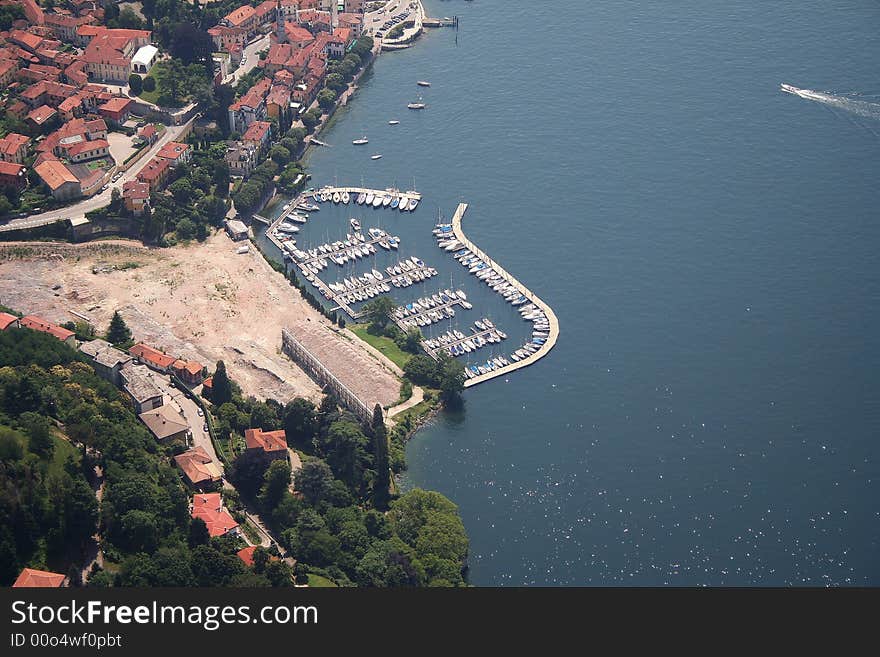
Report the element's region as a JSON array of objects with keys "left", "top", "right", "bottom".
[{"left": 131, "top": 45, "right": 159, "bottom": 75}]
